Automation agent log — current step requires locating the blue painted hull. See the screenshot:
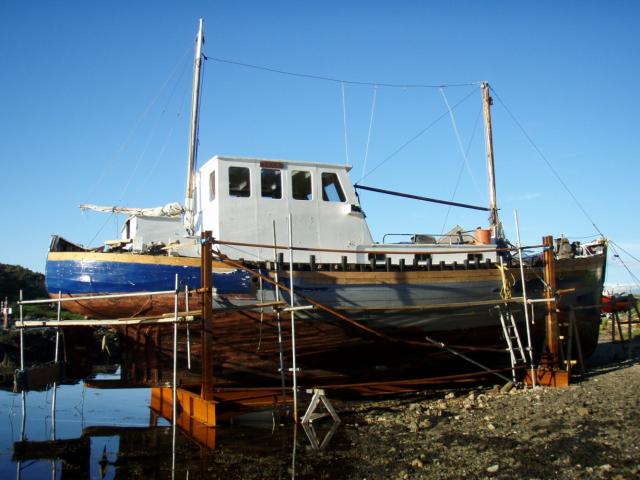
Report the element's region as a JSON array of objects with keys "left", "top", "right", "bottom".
[{"left": 46, "top": 259, "right": 252, "bottom": 295}]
